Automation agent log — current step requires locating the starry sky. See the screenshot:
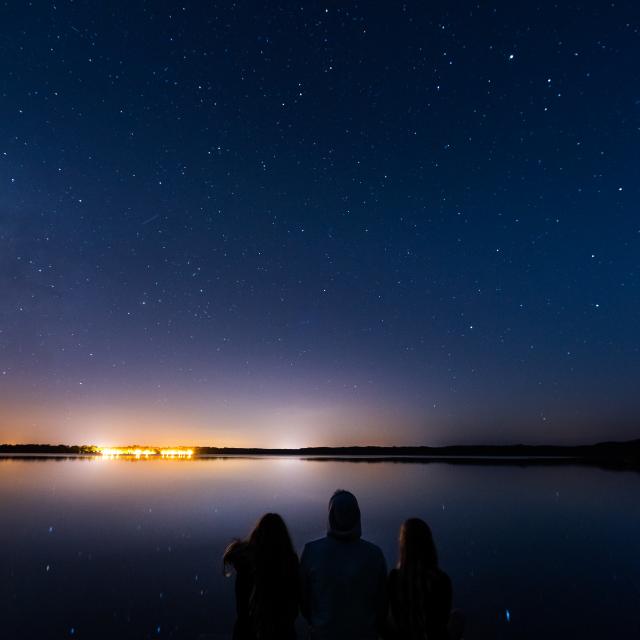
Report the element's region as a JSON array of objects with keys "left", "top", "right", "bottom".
[{"left": 1, "top": 1, "right": 639, "bottom": 447}]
